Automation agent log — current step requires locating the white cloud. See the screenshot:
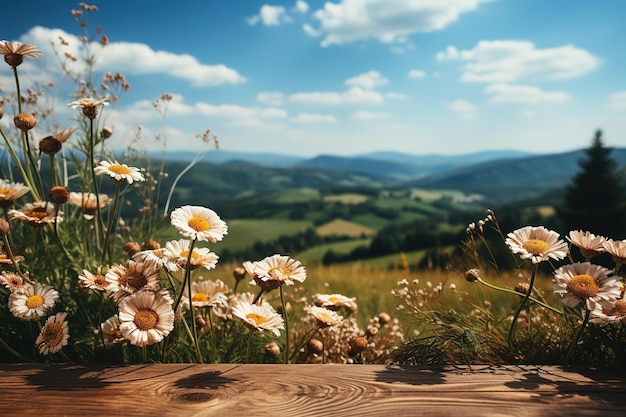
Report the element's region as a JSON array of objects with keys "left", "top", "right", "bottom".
[
  {"left": 408, "top": 69, "right": 426, "bottom": 79},
  {"left": 291, "top": 113, "right": 336, "bottom": 123},
  {"left": 289, "top": 86, "right": 384, "bottom": 104},
  {"left": 345, "top": 70, "right": 388, "bottom": 89},
  {"left": 608, "top": 91, "right": 626, "bottom": 112},
  {"left": 447, "top": 99, "right": 477, "bottom": 119},
  {"left": 385, "top": 92, "right": 408, "bottom": 100},
  {"left": 310, "top": 0, "right": 491, "bottom": 47},
  {"left": 485, "top": 83, "right": 569, "bottom": 104},
  {"left": 247, "top": 5, "right": 291, "bottom": 26},
  {"left": 195, "top": 102, "right": 287, "bottom": 120},
  {"left": 302, "top": 23, "right": 321, "bottom": 37},
  {"left": 22, "top": 26, "right": 246, "bottom": 87},
  {"left": 437, "top": 40, "right": 600, "bottom": 83},
  {"left": 351, "top": 111, "right": 391, "bottom": 120},
  {"left": 256, "top": 91, "right": 285, "bottom": 106},
  {"left": 293, "top": 1, "right": 309, "bottom": 14}
]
